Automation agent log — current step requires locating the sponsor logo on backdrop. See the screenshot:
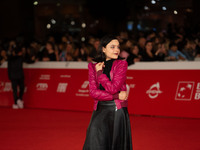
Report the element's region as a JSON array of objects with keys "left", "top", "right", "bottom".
[
  {"left": 194, "top": 82, "right": 200, "bottom": 100},
  {"left": 57, "top": 83, "right": 68, "bottom": 93},
  {"left": 146, "top": 82, "right": 163, "bottom": 99},
  {"left": 175, "top": 81, "right": 194, "bottom": 101},
  {"left": 36, "top": 83, "right": 48, "bottom": 91},
  {"left": 81, "top": 81, "right": 89, "bottom": 89},
  {"left": 60, "top": 75, "right": 71, "bottom": 78},
  {"left": 127, "top": 76, "right": 134, "bottom": 80},
  {"left": 39, "top": 74, "right": 50, "bottom": 80},
  {"left": 0, "top": 82, "right": 12, "bottom": 92},
  {"left": 0, "top": 81, "right": 27, "bottom": 93},
  {"left": 0, "top": 81, "right": 4, "bottom": 92},
  {"left": 76, "top": 81, "right": 89, "bottom": 97}
]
